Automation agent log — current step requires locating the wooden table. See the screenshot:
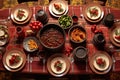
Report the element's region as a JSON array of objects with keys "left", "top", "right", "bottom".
[{"left": 0, "top": 4, "right": 120, "bottom": 76}]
